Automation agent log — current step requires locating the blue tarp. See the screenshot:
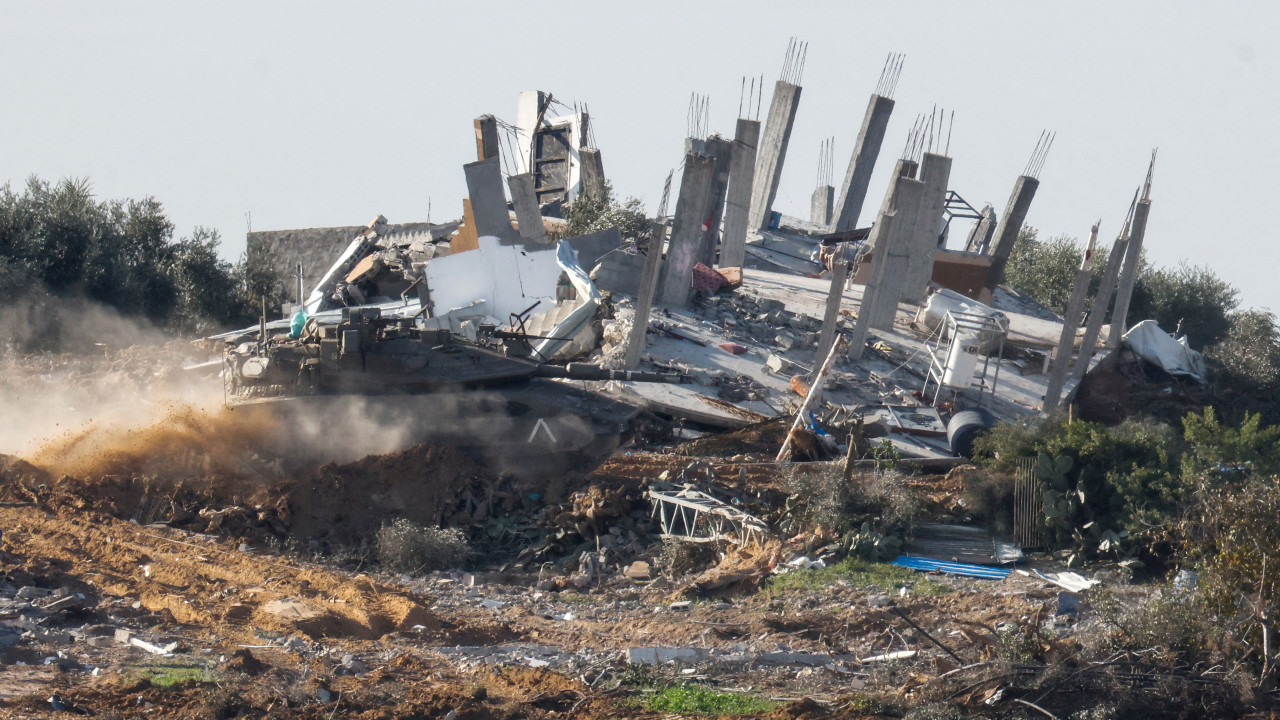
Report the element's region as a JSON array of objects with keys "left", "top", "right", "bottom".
[{"left": 891, "top": 556, "right": 1012, "bottom": 580}]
